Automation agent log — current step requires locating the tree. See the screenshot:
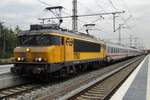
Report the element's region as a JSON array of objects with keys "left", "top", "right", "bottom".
[
  {"left": 14, "top": 25, "right": 21, "bottom": 34},
  {"left": 0, "top": 24, "right": 20, "bottom": 58}
]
